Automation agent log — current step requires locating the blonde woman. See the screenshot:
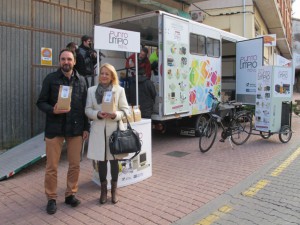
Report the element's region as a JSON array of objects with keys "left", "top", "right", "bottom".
[{"left": 85, "top": 63, "right": 129, "bottom": 204}]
